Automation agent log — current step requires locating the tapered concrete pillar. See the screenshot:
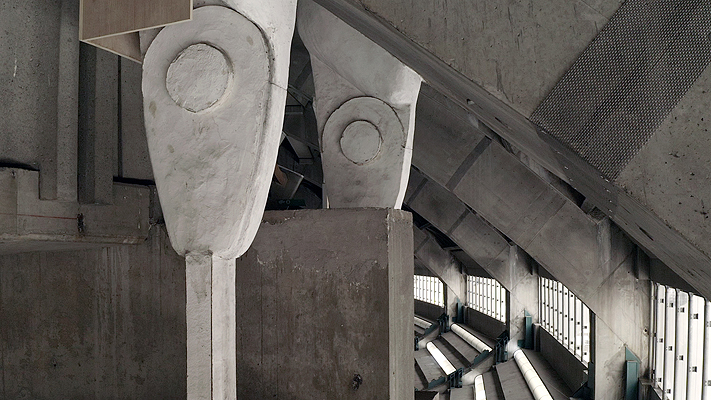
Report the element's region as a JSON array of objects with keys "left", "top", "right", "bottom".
[
  {"left": 141, "top": 2, "right": 296, "bottom": 398},
  {"left": 297, "top": 0, "right": 421, "bottom": 208}
]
